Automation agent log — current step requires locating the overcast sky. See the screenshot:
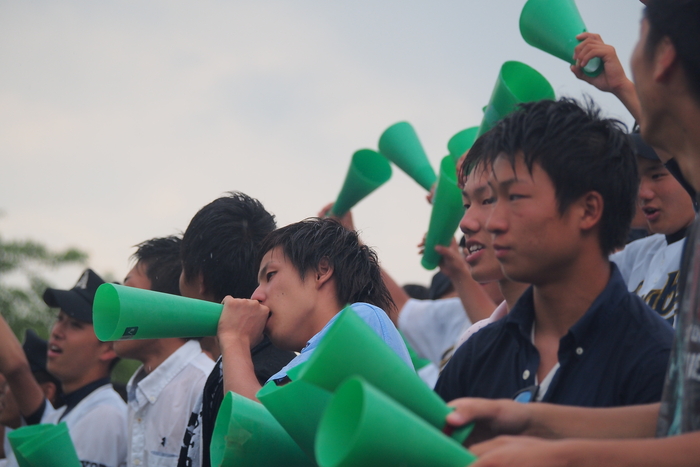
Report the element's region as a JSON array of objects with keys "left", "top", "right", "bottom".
[{"left": 0, "top": 0, "right": 644, "bottom": 290}]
